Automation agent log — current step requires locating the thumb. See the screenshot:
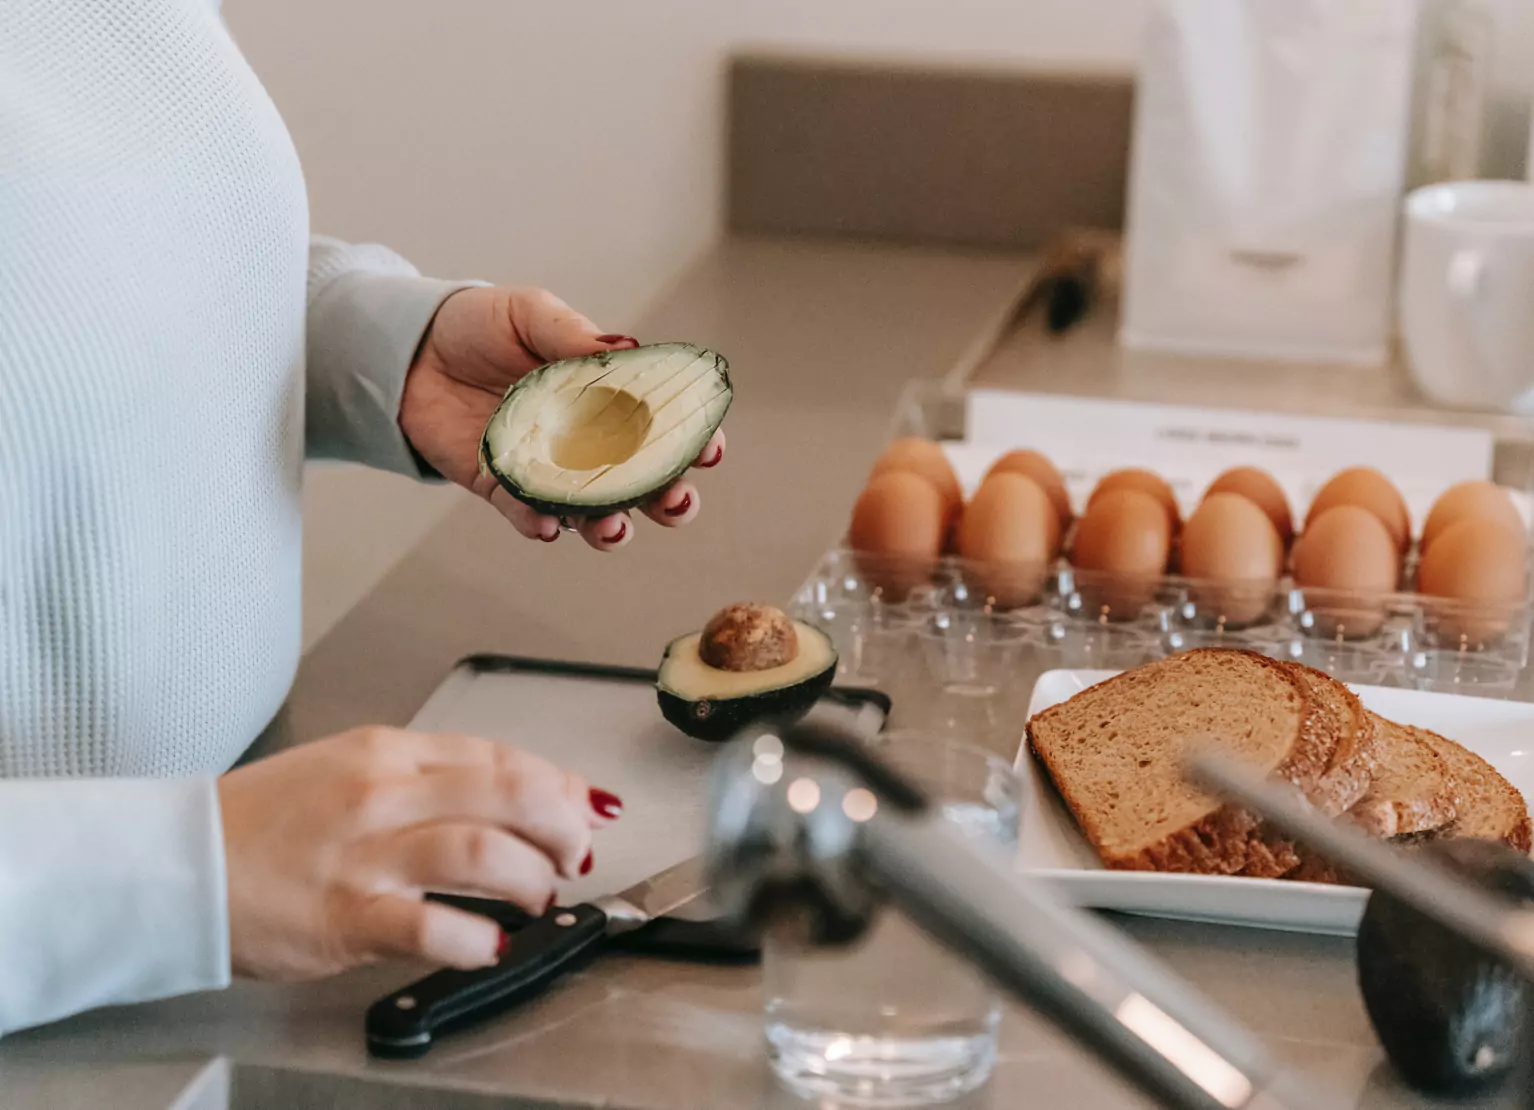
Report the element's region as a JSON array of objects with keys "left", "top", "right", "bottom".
[{"left": 510, "top": 288, "right": 638, "bottom": 363}]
